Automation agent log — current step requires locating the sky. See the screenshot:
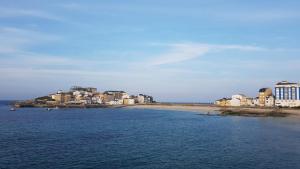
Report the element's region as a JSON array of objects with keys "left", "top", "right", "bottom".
[{"left": 0, "top": 0, "right": 300, "bottom": 102}]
